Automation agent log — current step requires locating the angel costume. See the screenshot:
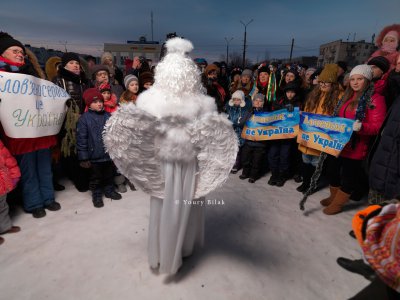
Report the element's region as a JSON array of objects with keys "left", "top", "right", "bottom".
[{"left": 104, "top": 38, "right": 238, "bottom": 274}]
